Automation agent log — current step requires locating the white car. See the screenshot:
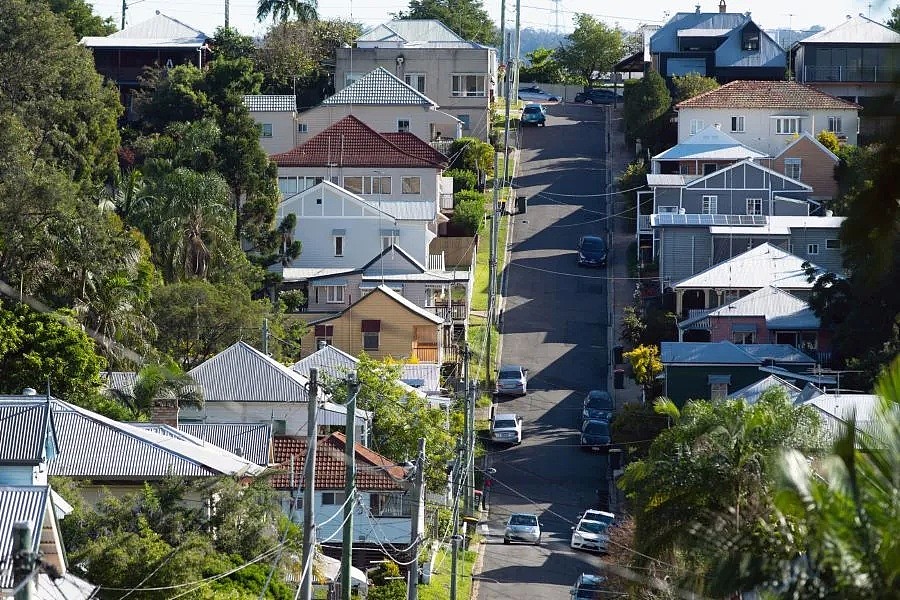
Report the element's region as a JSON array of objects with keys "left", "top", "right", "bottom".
[
  {"left": 504, "top": 513, "right": 542, "bottom": 545},
  {"left": 570, "top": 509, "right": 615, "bottom": 552},
  {"left": 490, "top": 413, "right": 523, "bottom": 445},
  {"left": 495, "top": 365, "right": 528, "bottom": 396}
]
